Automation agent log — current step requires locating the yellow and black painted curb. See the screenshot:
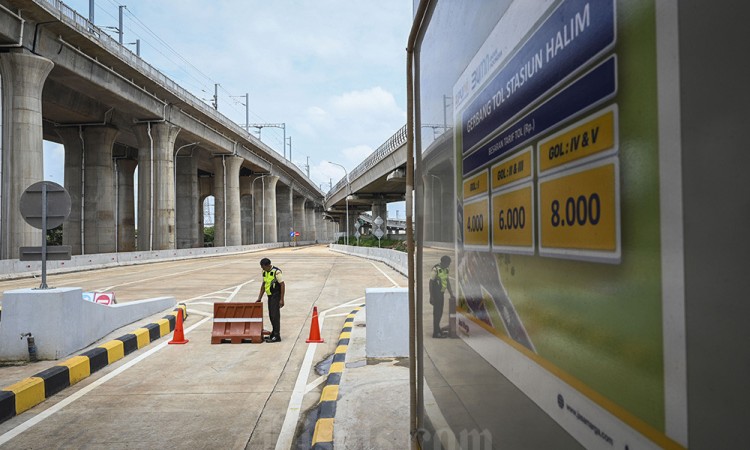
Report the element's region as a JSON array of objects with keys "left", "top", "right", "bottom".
[
  {"left": 0, "top": 303, "right": 188, "bottom": 425},
  {"left": 311, "top": 304, "right": 364, "bottom": 450}
]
